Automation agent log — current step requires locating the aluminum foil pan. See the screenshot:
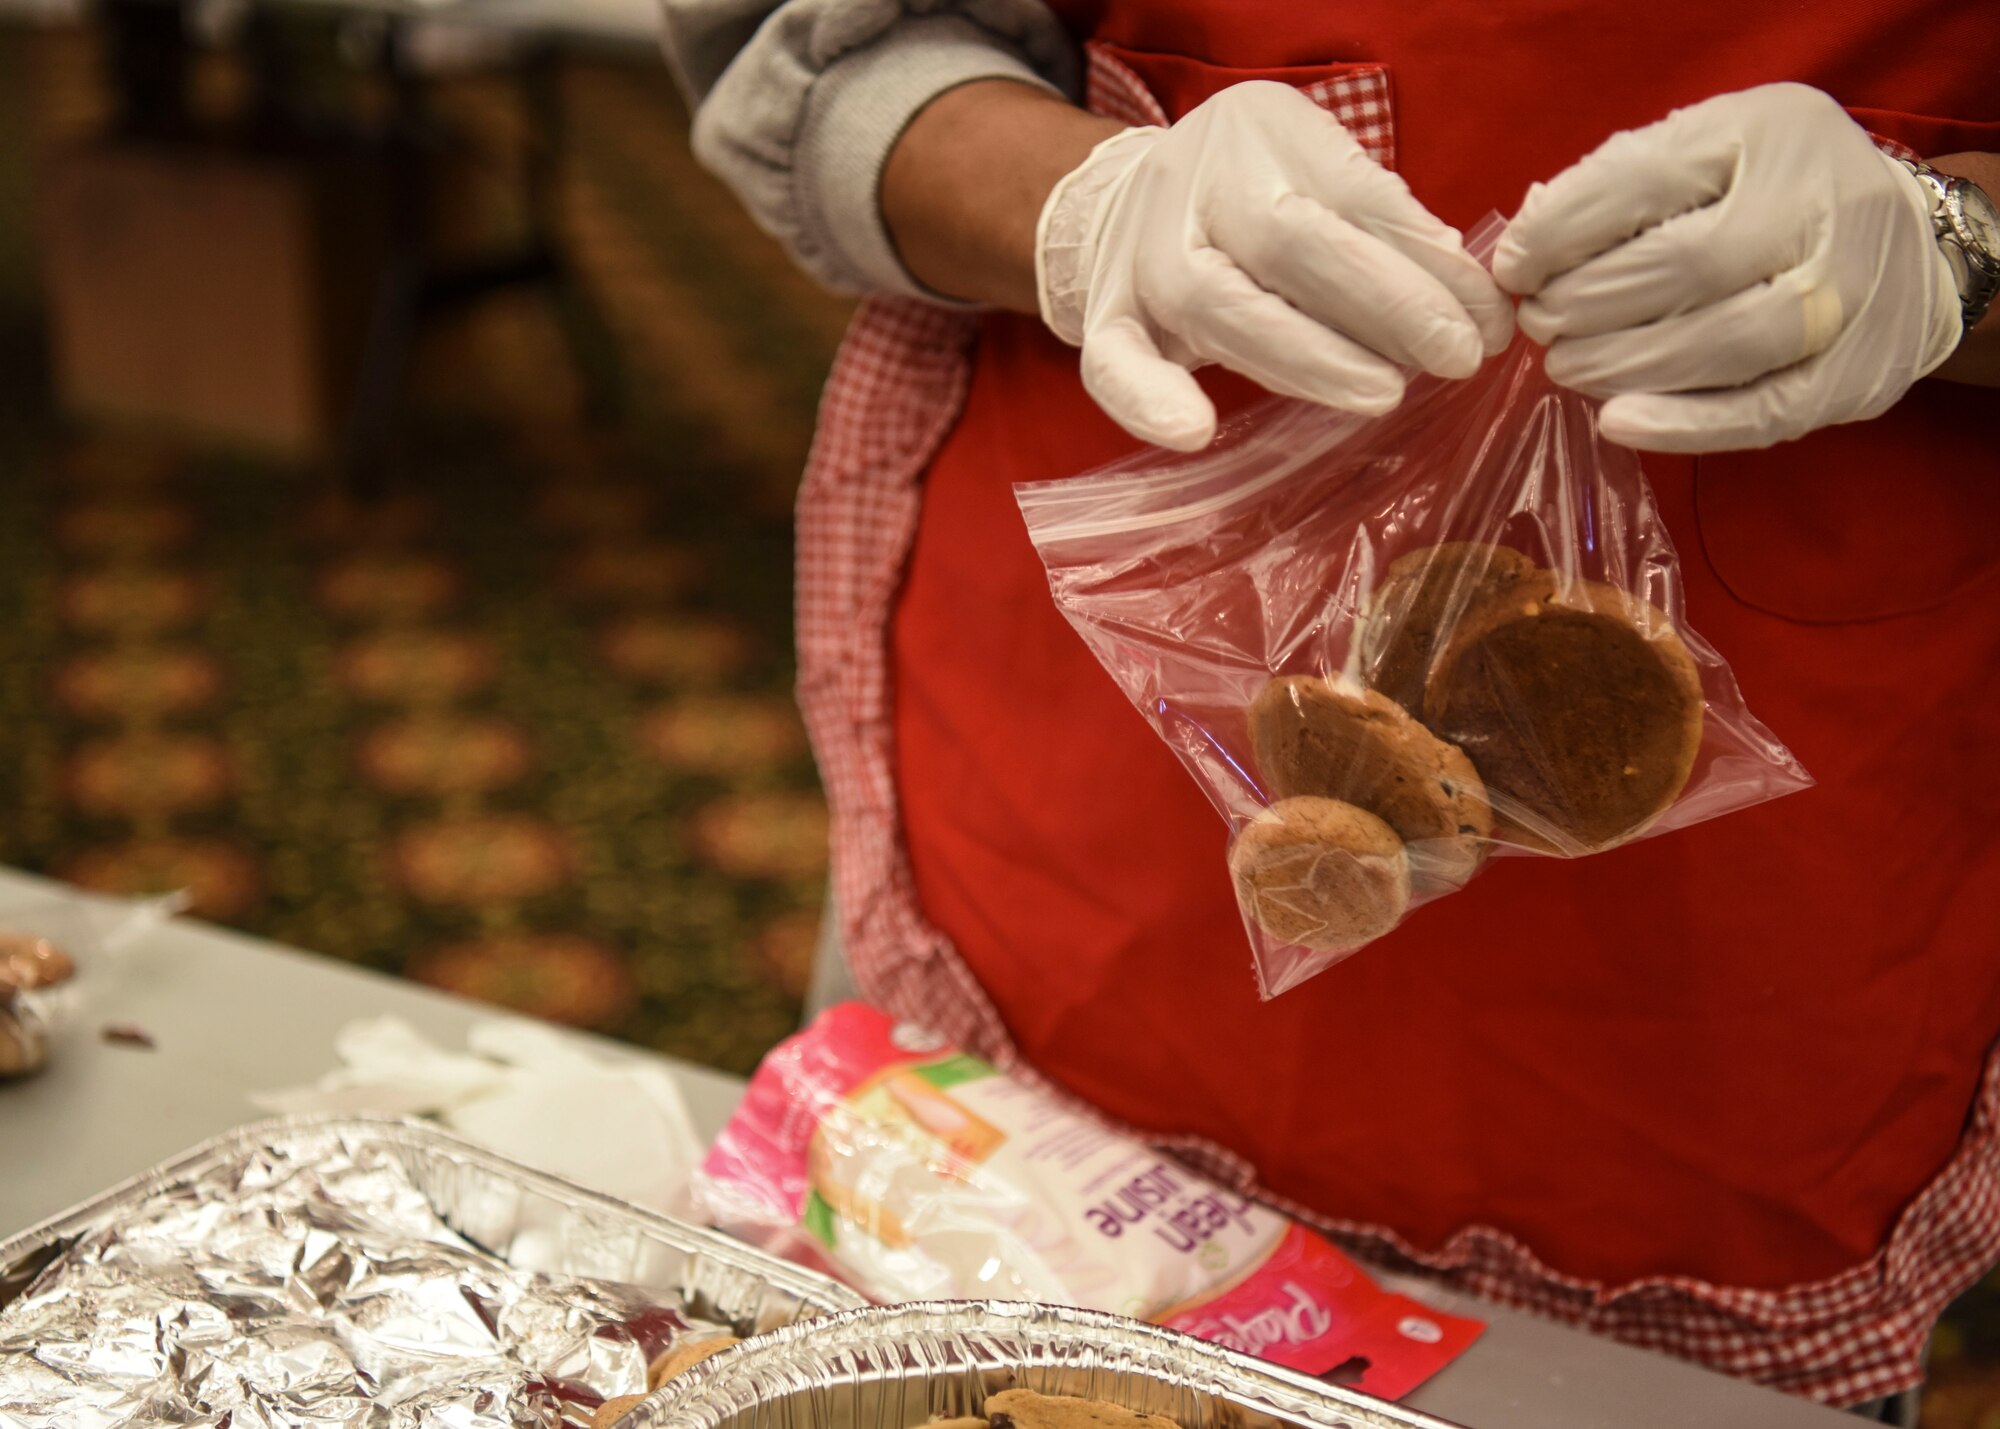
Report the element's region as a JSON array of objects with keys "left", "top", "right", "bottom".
[
  {"left": 0, "top": 1114, "right": 862, "bottom": 1427},
  {"left": 621, "top": 1301, "right": 1472, "bottom": 1429}
]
